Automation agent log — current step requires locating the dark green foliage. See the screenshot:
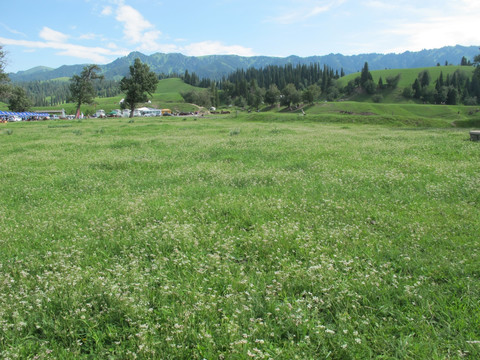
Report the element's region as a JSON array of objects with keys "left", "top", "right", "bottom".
[
  {"left": 363, "top": 79, "right": 376, "bottom": 94},
  {"left": 281, "top": 83, "right": 302, "bottom": 108},
  {"left": 264, "top": 84, "right": 281, "bottom": 106},
  {"left": 8, "top": 86, "right": 32, "bottom": 112},
  {"left": 385, "top": 74, "right": 401, "bottom": 89},
  {"left": 360, "top": 62, "right": 373, "bottom": 88},
  {"left": 402, "top": 86, "right": 414, "bottom": 99},
  {"left": 403, "top": 56, "right": 480, "bottom": 104},
  {"left": 219, "top": 63, "right": 339, "bottom": 105},
  {"left": 377, "top": 77, "right": 384, "bottom": 90},
  {"left": 120, "top": 58, "right": 159, "bottom": 118},
  {"left": 302, "top": 84, "right": 321, "bottom": 104},
  {"left": 180, "top": 89, "right": 212, "bottom": 108},
  {"left": 412, "top": 79, "right": 422, "bottom": 99},
  {"left": 446, "top": 86, "right": 459, "bottom": 105},
  {"left": 460, "top": 56, "right": 472, "bottom": 66},
  {"left": 419, "top": 70, "right": 431, "bottom": 87},
  {"left": 325, "top": 85, "right": 340, "bottom": 101},
  {"left": 70, "top": 65, "right": 104, "bottom": 117},
  {"left": 247, "top": 79, "right": 265, "bottom": 109},
  {"left": 5, "top": 80, "right": 120, "bottom": 107}
]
